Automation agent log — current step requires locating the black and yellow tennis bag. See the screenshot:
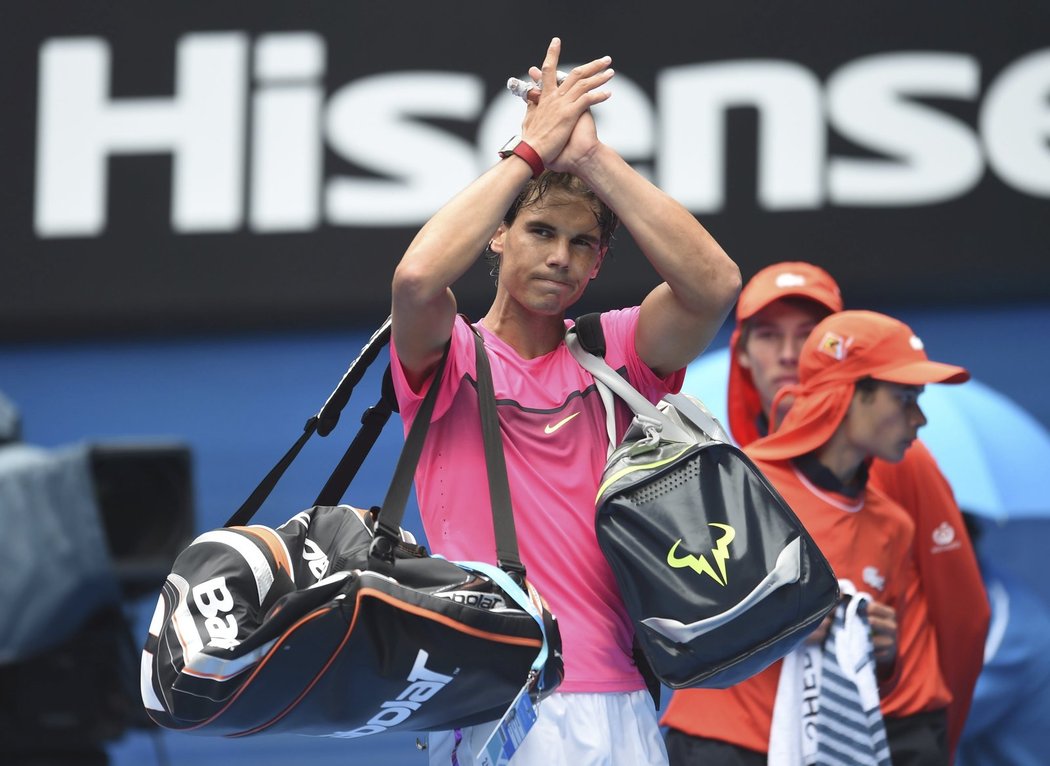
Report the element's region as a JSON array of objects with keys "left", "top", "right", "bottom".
[{"left": 567, "top": 314, "right": 838, "bottom": 691}]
